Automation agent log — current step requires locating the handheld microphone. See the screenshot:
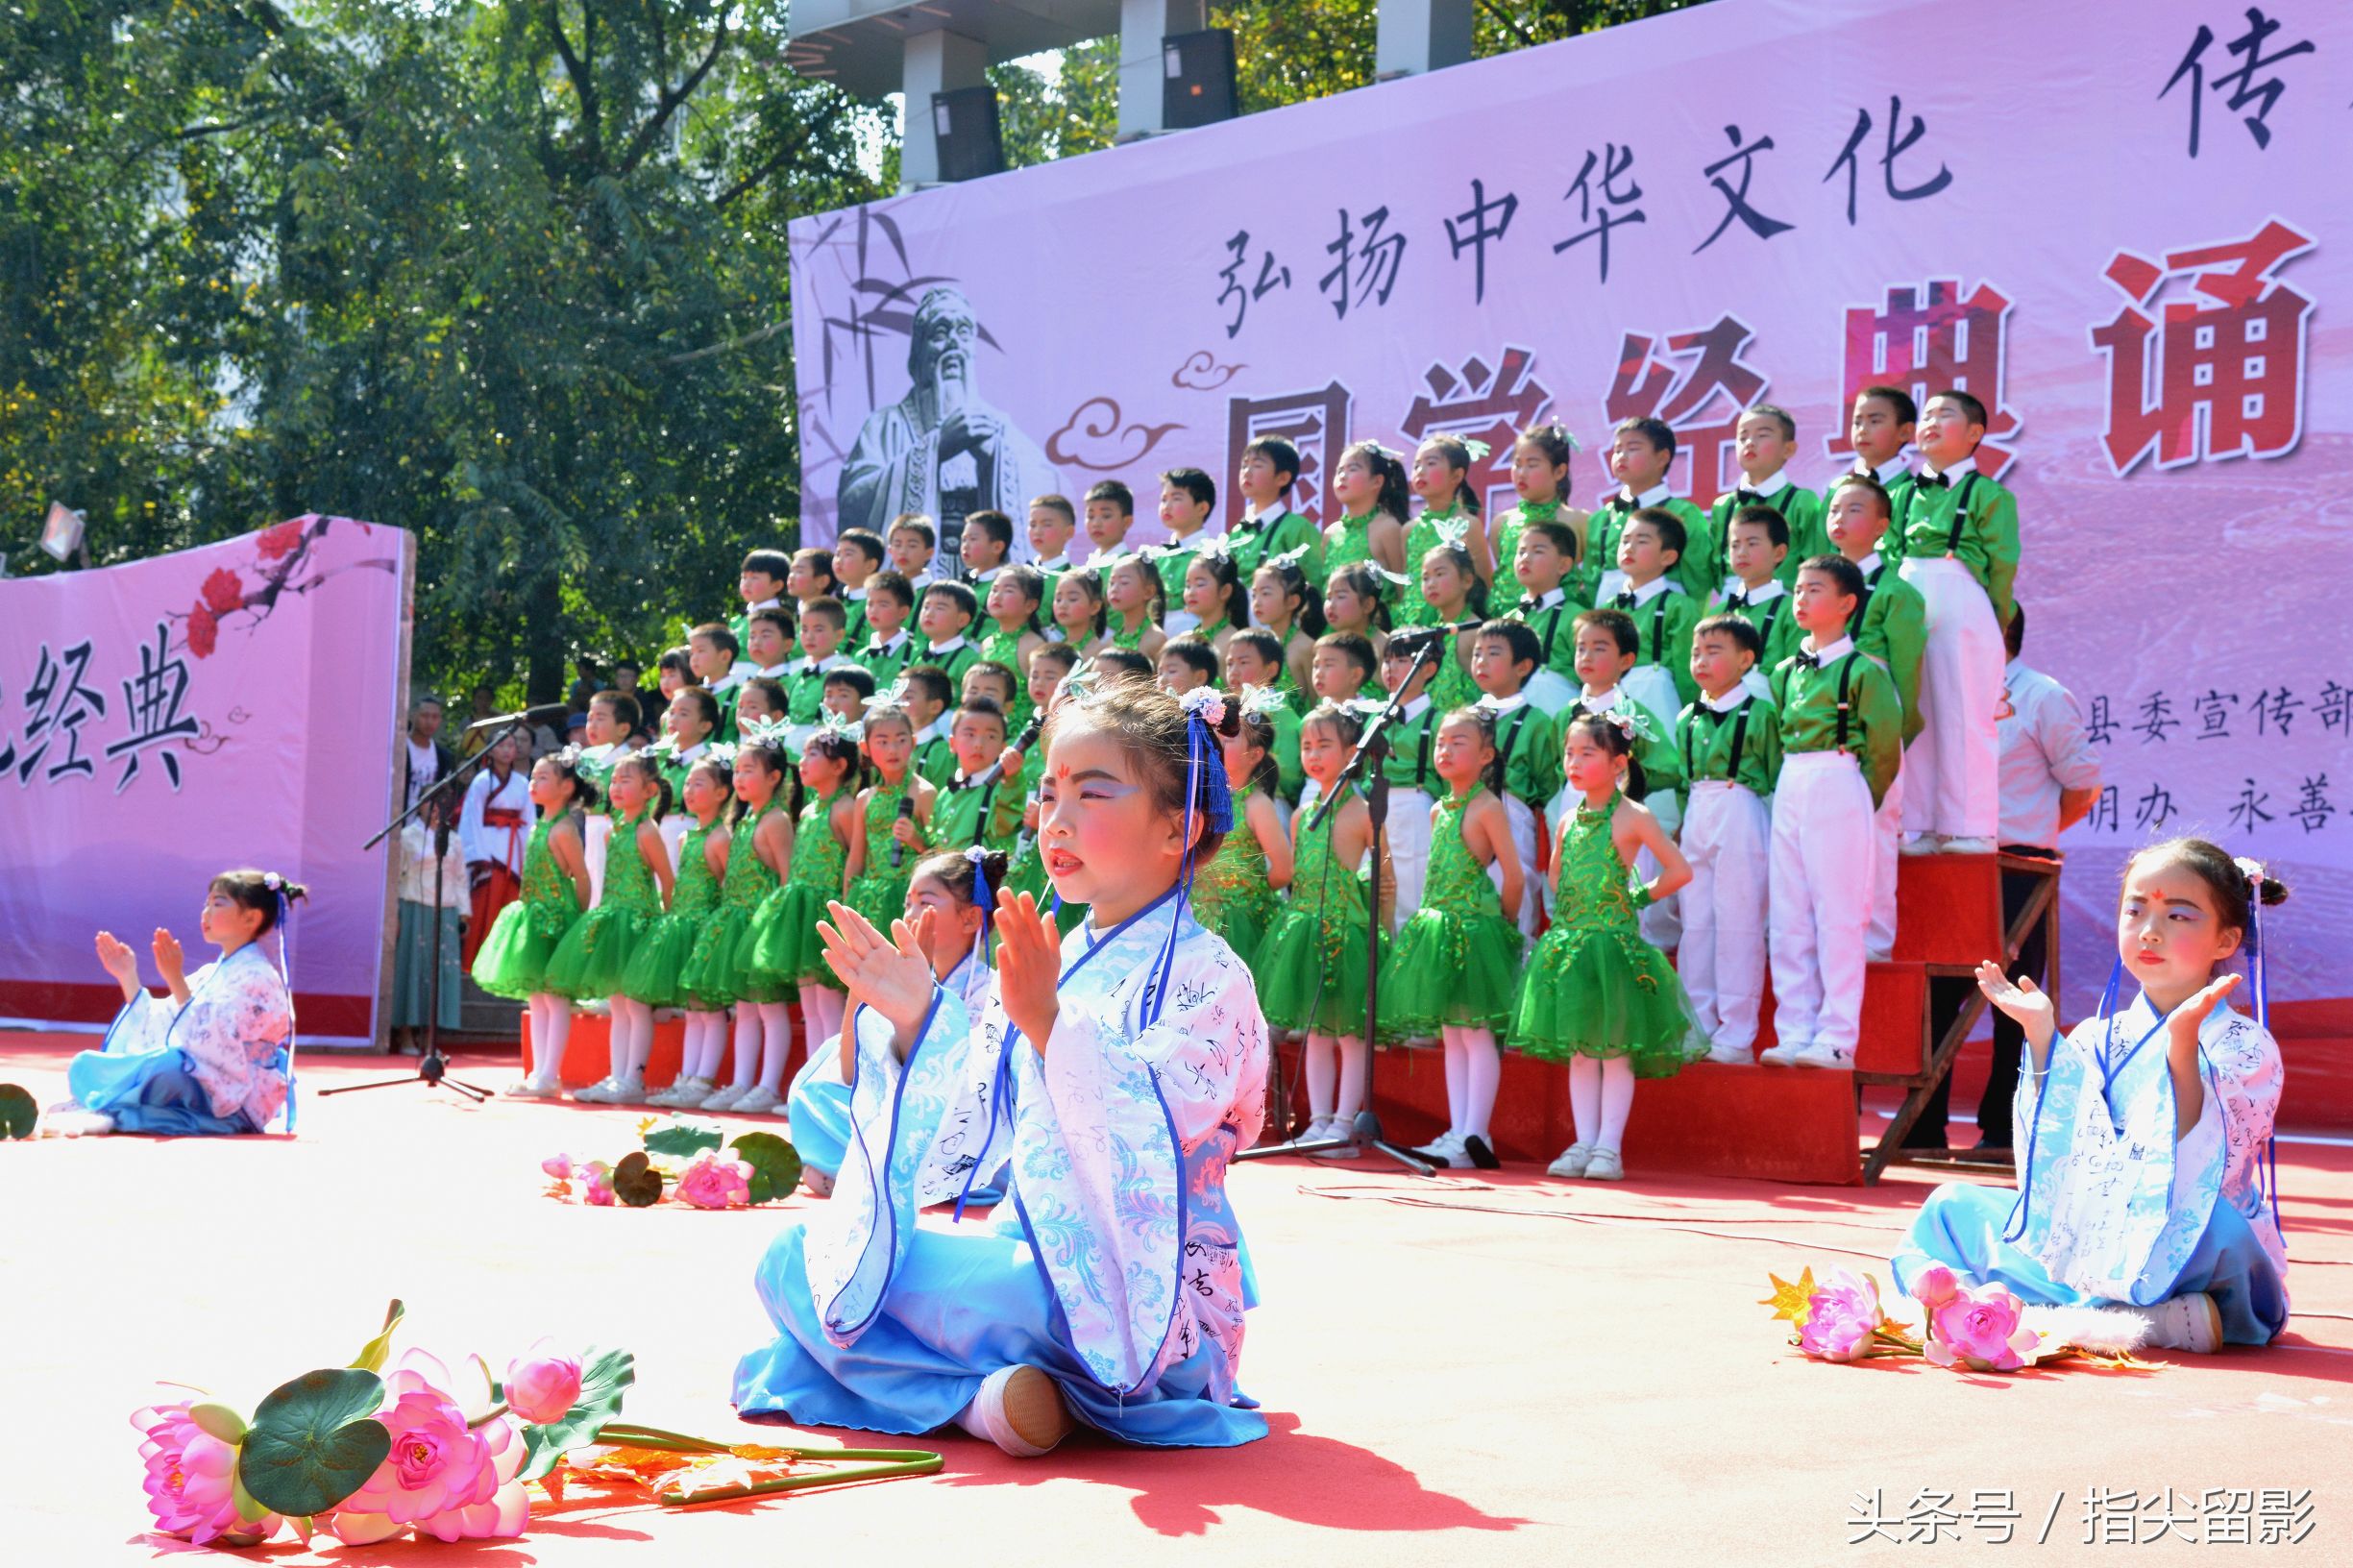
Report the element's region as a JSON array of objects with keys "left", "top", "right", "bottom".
[
  {"left": 889, "top": 794, "right": 917, "bottom": 868},
  {"left": 965, "top": 711, "right": 1047, "bottom": 793}
]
